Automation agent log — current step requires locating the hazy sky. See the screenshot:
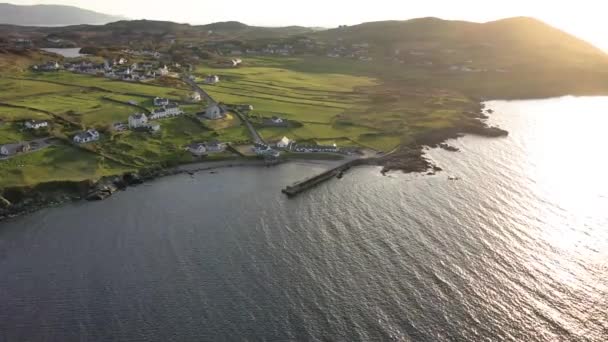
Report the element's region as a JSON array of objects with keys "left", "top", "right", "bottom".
[{"left": 9, "top": 0, "right": 608, "bottom": 50}]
